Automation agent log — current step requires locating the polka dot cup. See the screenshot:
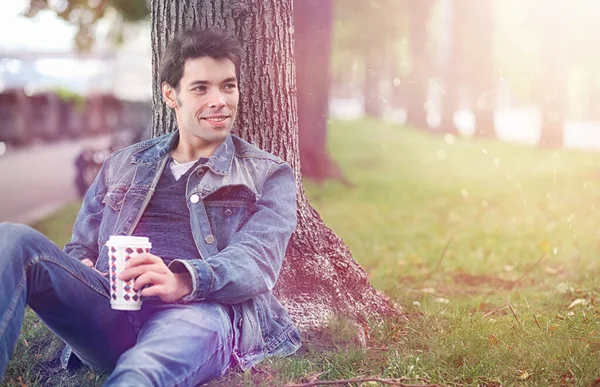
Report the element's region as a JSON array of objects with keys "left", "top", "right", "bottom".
[{"left": 105, "top": 236, "right": 152, "bottom": 311}]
